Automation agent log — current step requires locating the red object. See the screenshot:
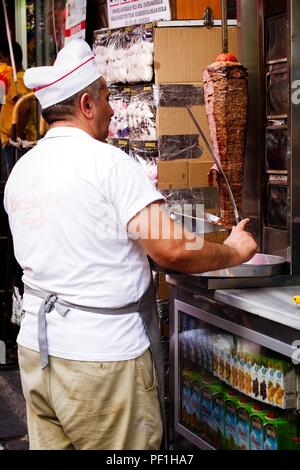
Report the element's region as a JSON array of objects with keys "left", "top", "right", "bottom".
[
  {"left": 65, "top": 20, "right": 86, "bottom": 38},
  {"left": 216, "top": 53, "right": 238, "bottom": 62},
  {"left": 0, "top": 73, "right": 9, "bottom": 88},
  {"left": 252, "top": 404, "right": 262, "bottom": 411},
  {"left": 239, "top": 397, "right": 249, "bottom": 403},
  {"left": 33, "top": 56, "right": 95, "bottom": 92}
]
